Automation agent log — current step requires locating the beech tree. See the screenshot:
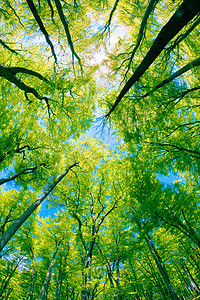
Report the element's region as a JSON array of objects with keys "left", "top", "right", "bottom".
[{"left": 0, "top": 0, "right": 200, "bottom": 299}]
